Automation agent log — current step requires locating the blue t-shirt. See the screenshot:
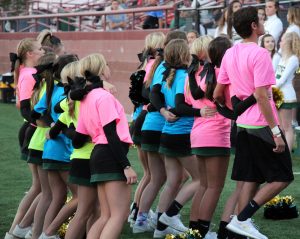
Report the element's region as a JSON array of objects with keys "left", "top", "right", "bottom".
[
  {"left": 34, "top": 84, "right": 73, "bottom": 162},
  {"left": 132, "top": 105, "right": 143, "bottom": 121},
  {"left": 161, "top": 69, "right": 194, "bottom": 135},
  {"left": 147, "top": 10, "right": 164, "bottom": 18},
  {"left": 141, "top": 62, "right": 166, "bottom": 132}
]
